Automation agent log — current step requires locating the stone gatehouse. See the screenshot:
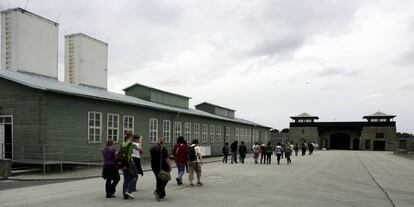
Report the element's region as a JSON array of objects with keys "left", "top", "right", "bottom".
[{"left": 288, "top": 112, "right": 396, "bottom": 151}]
